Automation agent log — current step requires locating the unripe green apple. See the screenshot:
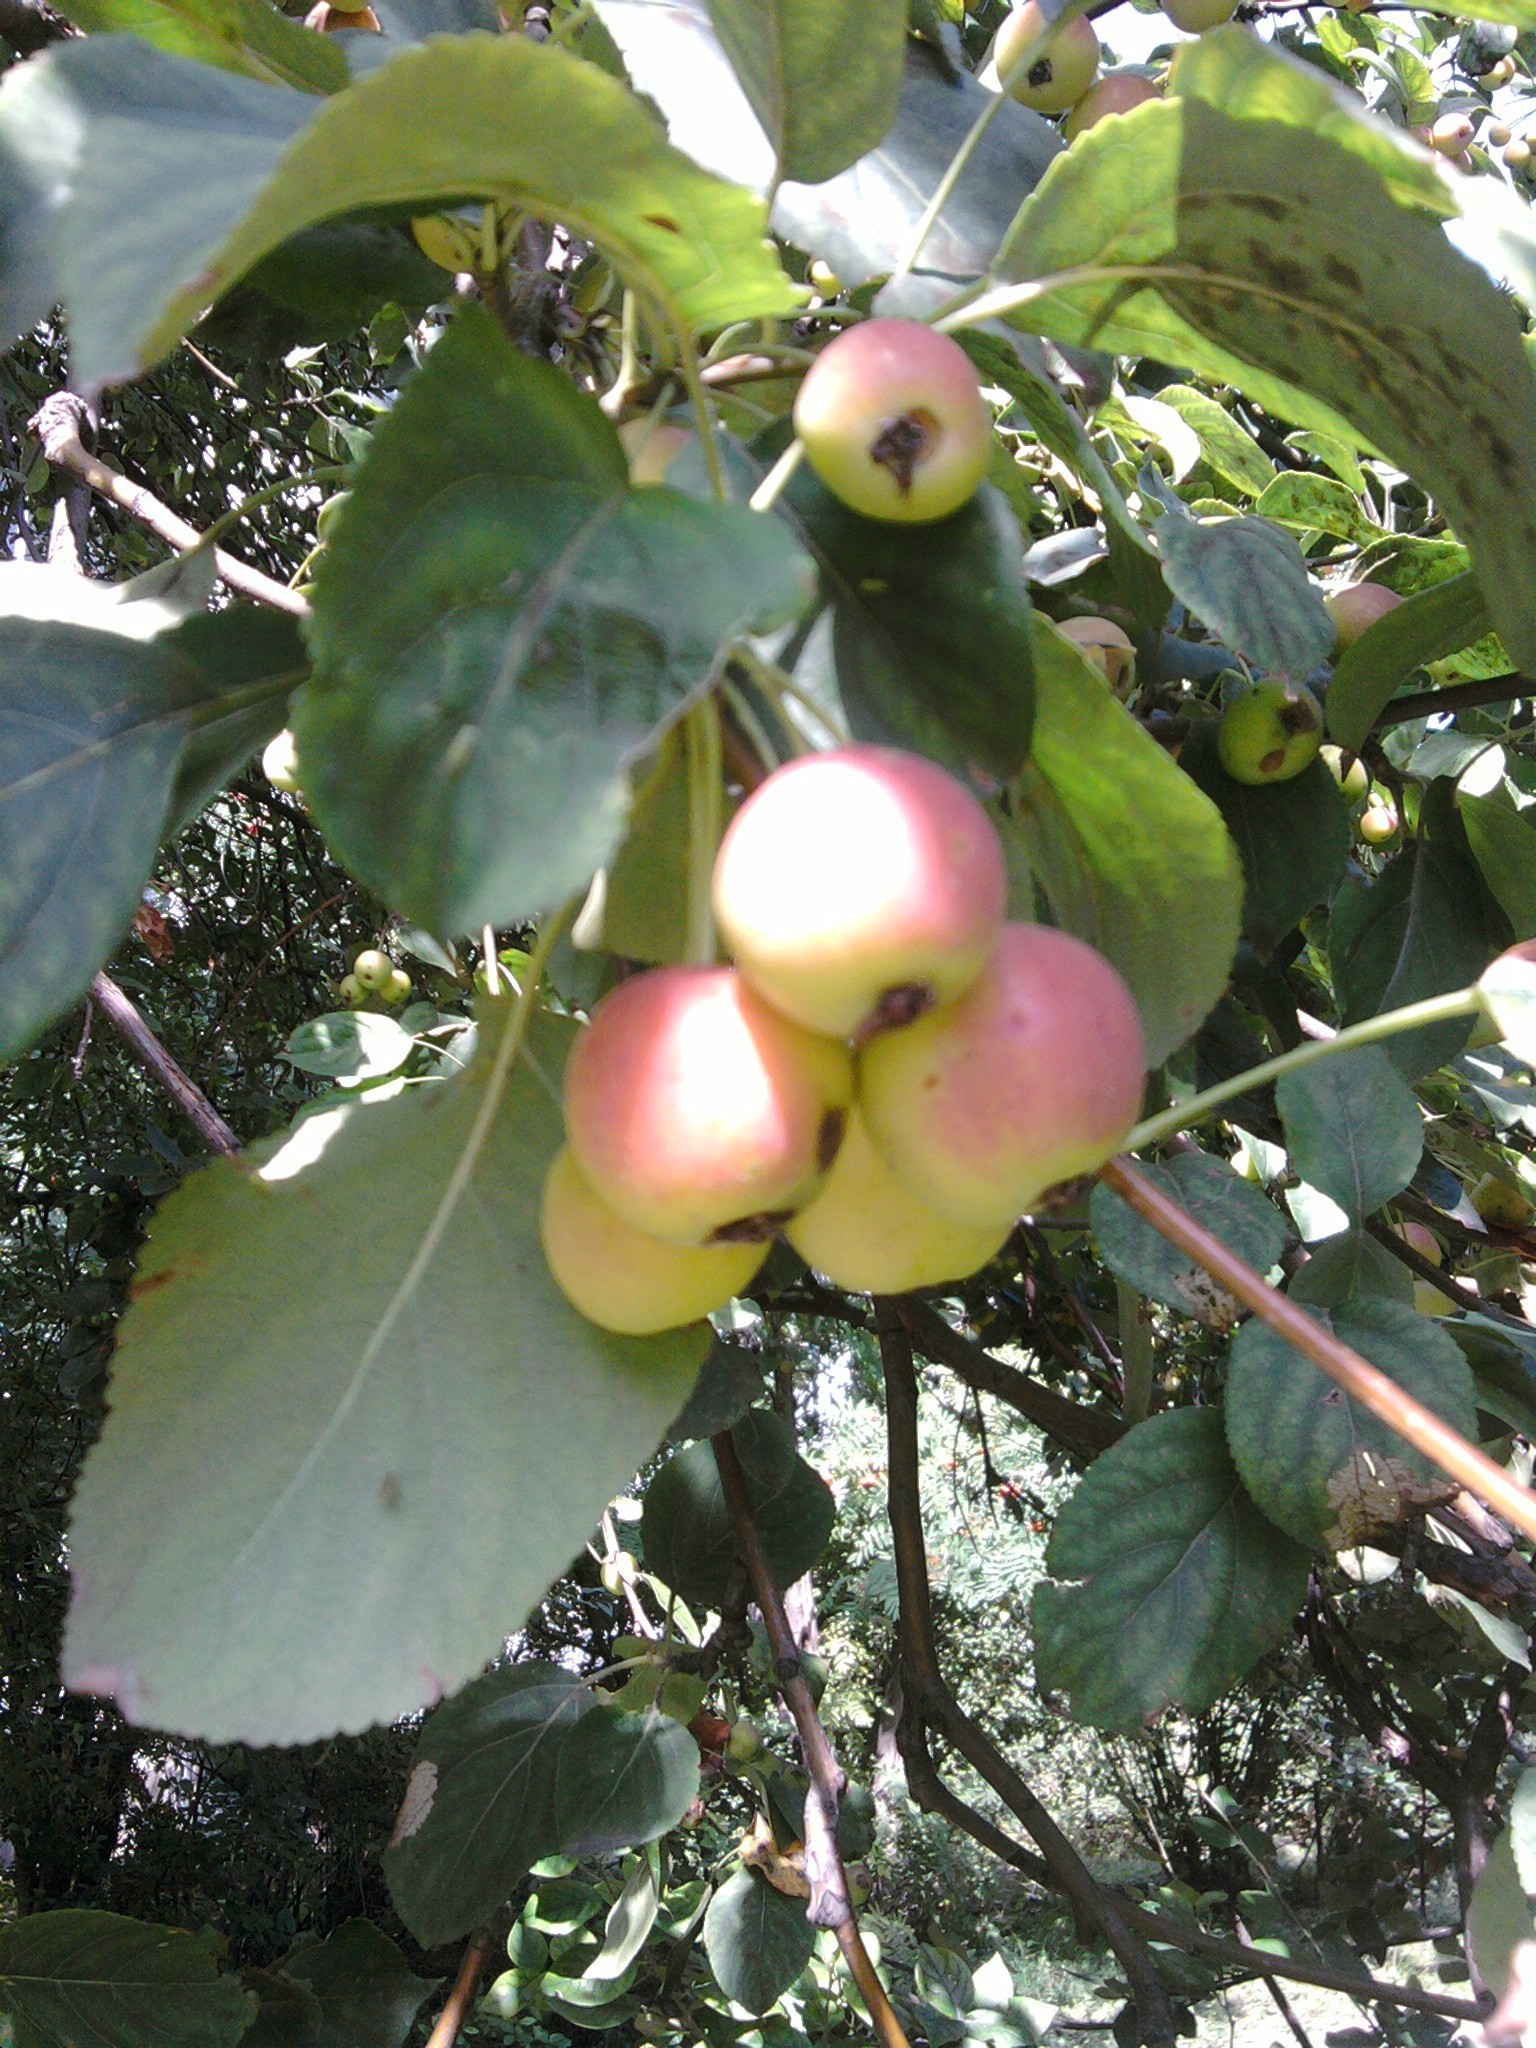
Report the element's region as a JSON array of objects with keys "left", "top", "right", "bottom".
[
  {"left": 262, "top": 729, "right": 303, "bottom": 795},
  {"left": 808, "top": 258, "right": 842, "bottom": 293},
  {"left": 1056, "top": 614, "right": 1136, "bottom": 694},
  {"left": 382, "top": 967, "right": 413, "bottom": 1005},
  {"left": 1320, "top": 744, "right": 1370, "bottom": 802},
  {"left": 712, "top": 745, "right": 1007, "bottom": 1041},
  {"left": 352, "top": 947, "right": 395, "bottom": 991},
  {"left": 411, "top": 212, "right": 479, "bottom": 273},
  {"left": 995, "top": 2, "right": 1100, "bottom": 114},
  {"left": 1429, "top": 111, "right": 1475, "bottom": 156},
  {"left": 337, "top": 973, "right": 363, "bottom": 1008},
  {"left": 1216, "top": 679, "right": 1323, "bottom": 784},
  {"left": 793, "top": 320, "right": 991, "bottom": 524},
  {"left": 540, "top": 1147, "right": 766, "bottom": 1334},
  {"left": 1357, "top": 800, "right": 1398, "bottom": 845},
  {"left": 725, "top": 1719, "right": 763, "bottom": 1763},
  {"left": 1325, "top": 581, "right": 1402, "bottom": 648},
  {"left": 786, "top": 1108, "right": 1011, "bottom": 1293},
  {"left": 563, "top": 966, "right": 852, "bottom": 1246},
  {"left": 859, "top": 923, "right": 1146, "bottom": 1227},
  {"left": 1160, "top": 0, "right": 1236, "bottom": 29},
  {"left": 1063, "top": 71, "right": 1160, "bottom": 139},
  {"left": 1471, "top": 1171, "right": 1535, "bottom": 1231}
]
